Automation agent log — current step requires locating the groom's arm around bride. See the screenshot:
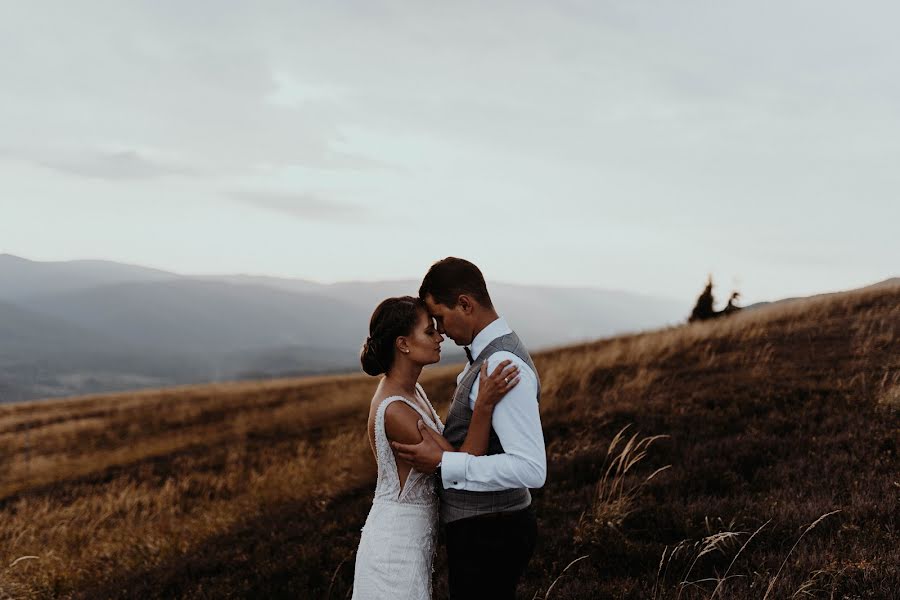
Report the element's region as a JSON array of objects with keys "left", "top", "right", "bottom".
[{"left": 398, "top": 346, "right": 545, "bottom": 491}]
